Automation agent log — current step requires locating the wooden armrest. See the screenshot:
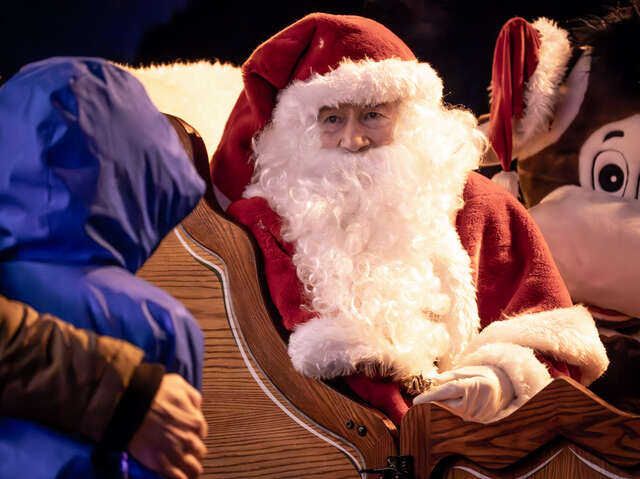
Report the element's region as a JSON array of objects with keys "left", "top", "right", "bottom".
[{"left": 401, "top": 376, "right": 640, "bottom": 478}]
